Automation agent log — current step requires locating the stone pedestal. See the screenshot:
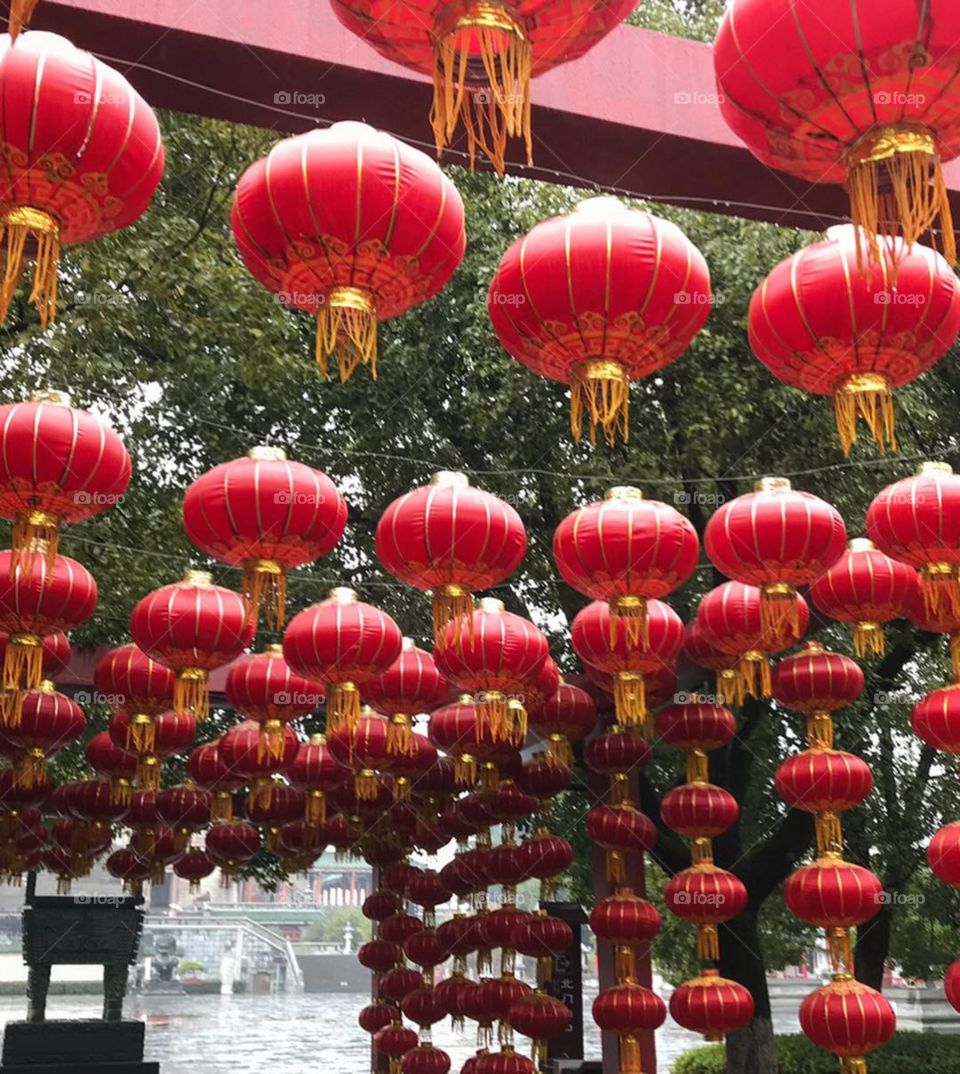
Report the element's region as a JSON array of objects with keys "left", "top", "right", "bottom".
[{"left": 1, "top": 1020, "right": 158, "bottom": 1072}]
